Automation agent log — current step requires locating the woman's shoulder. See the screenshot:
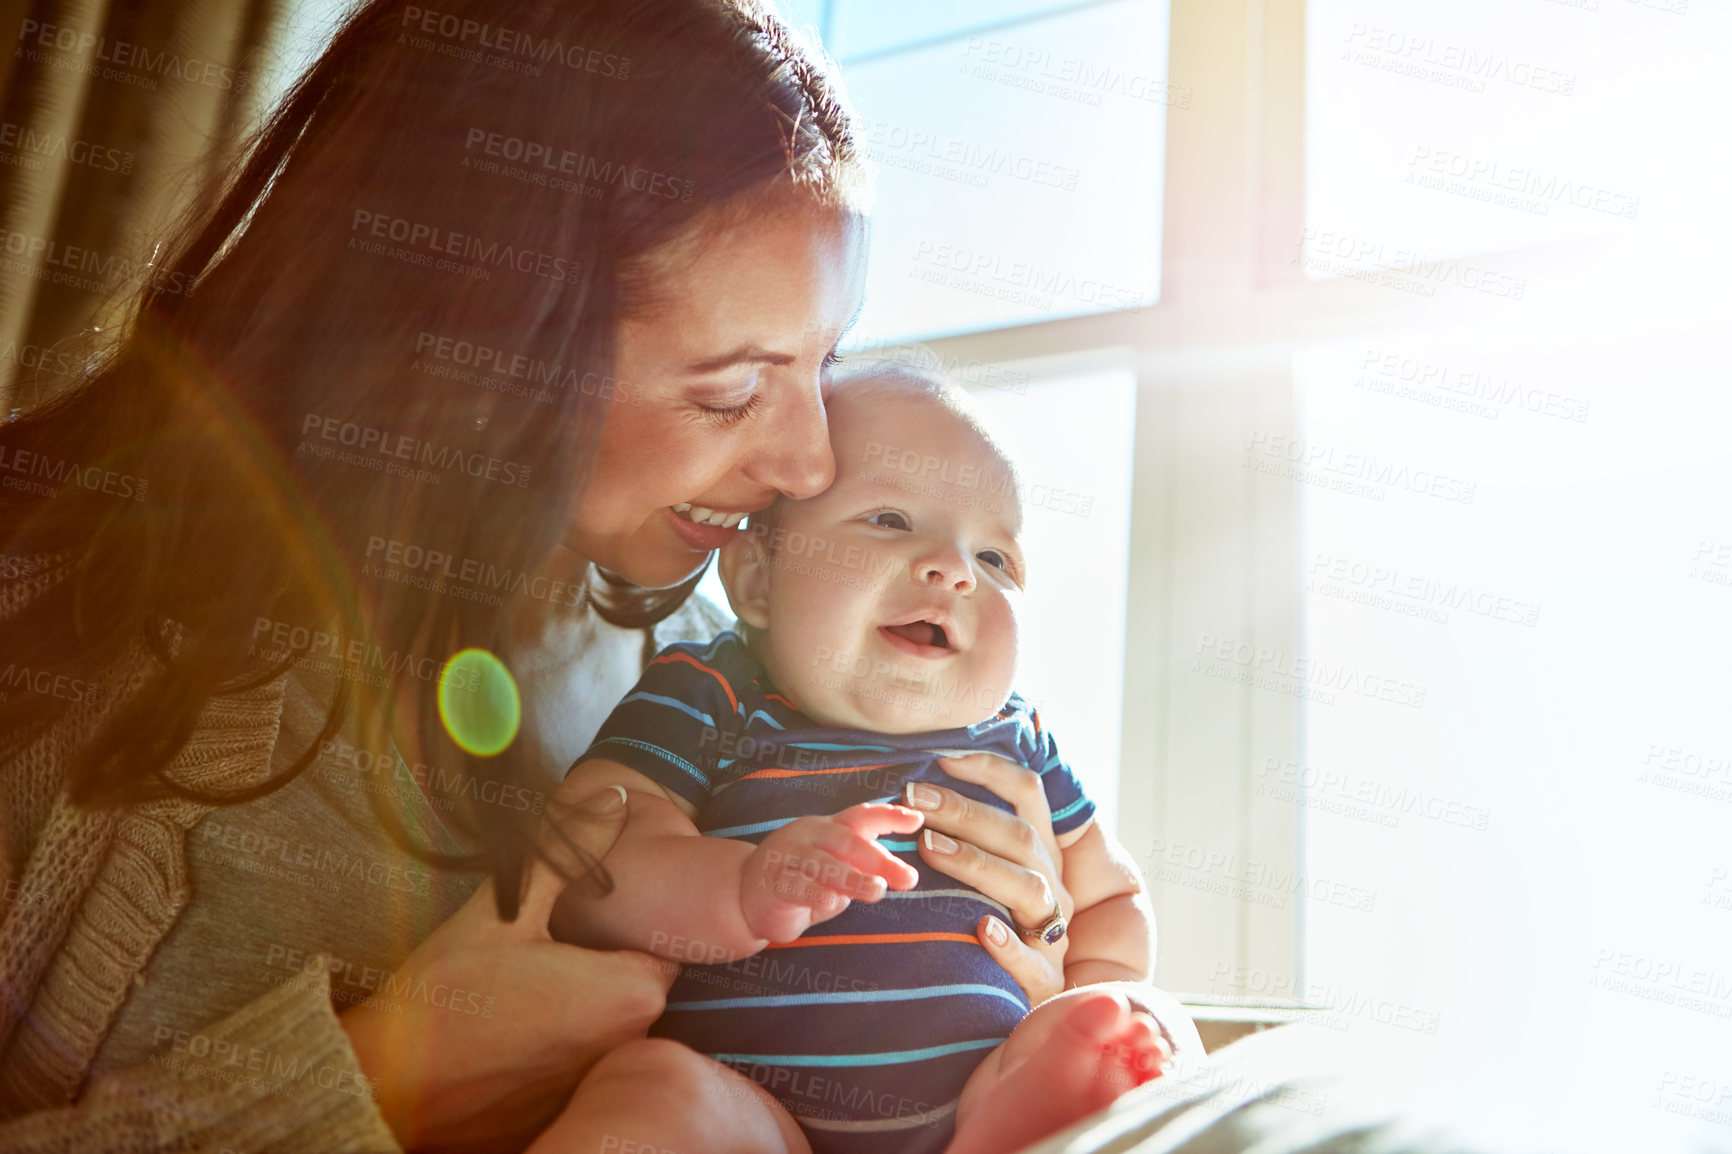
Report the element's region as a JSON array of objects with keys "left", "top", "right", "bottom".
[{"left": 651, "top": 588, "right": 735, "bottom": 649}]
